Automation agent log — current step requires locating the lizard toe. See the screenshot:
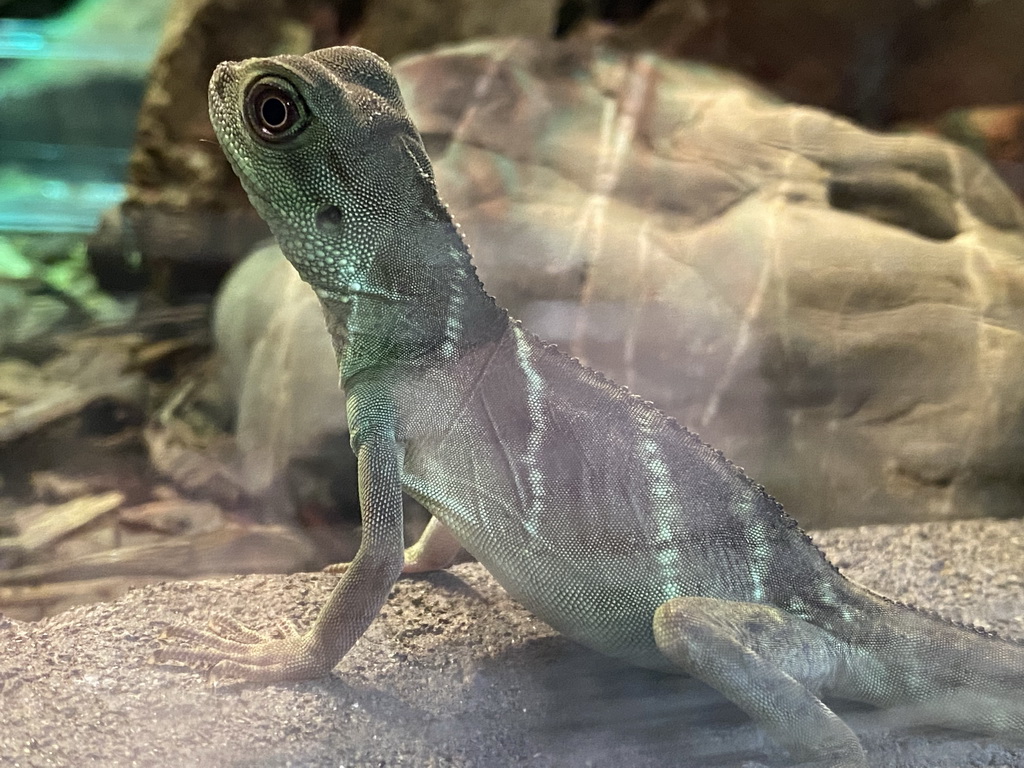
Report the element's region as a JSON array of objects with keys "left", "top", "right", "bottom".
[
  {"left": 205, "top": 615, "right": 268, "bottom": 643},
  {"left": 207, "top": 647, "right": 331, "bottom": 683},
  {"left": 159, "top": 621, "right": 251, "bottom": 653},
  {"left": 155, "top": 619, "right": 333, "bottom": 683}
]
